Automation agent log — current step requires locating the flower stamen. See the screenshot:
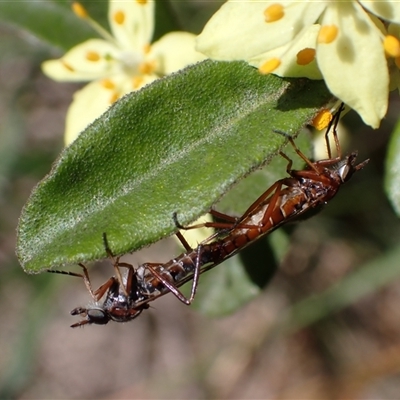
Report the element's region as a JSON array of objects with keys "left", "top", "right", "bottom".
[
  {"left": 264, "top": 4, "right": 284, "bottom": 23},
  {"left": 296, "top": 48, "right": 316, "bottom": 66},
  {"left": 259, "top": 58, "right": 281, "bottom": 74},
  {"left": 113, "top": 10, "right": 125, "bottom": 25},
  {"left": 86, "top": 51, "right": 101, "bottom": 62},
  {"left": 384, "top": 35, "right": 400, "bottom": 58},
  {"left": 312, "top": 109, "right": 333, "bottom": 131},
  {"left": 101, "top": 79, "right": 115, "bottom": 89},
  {"left": 71, "top": 2, "right": 116, "bottom": 45},
  {"left": 318, "top": 25, "right": 338, "bottom": 44},
  {"left": 72, "top": 2, "right": 88, "bottom": 19},
  {"left": 139, "top": 61, "right": 156, "bottom": 75}
]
